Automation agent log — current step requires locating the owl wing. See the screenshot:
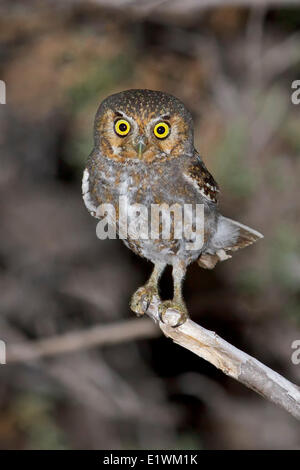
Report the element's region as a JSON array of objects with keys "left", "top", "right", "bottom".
[
  {"left": 184, "top": 152, "right": 219, "bottom": 204},
  {"left": 184, "top": 153, "right": 263, "bottom": 269}
]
